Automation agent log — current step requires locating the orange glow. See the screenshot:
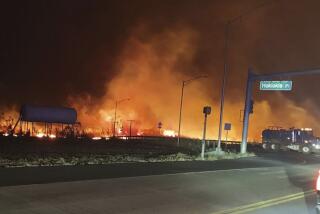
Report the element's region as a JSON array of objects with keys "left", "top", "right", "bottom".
[
  {"left": 36, "top": 132, "right": 45, "bottom": 138},
  {"left": 317, "top": 170, "right": 320, "bottom": 191},
  {"left": 48, "top": 134, "right": 56, "bottom": 139},
  {"left": 2, "top": 28, "right": 320, "bottom": 142},
  {"left": 163, "top": 130, "right": 176, "bottom": 137},
  {"left": 67, "top": 28, "right": 320, "bottom": 141}
]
